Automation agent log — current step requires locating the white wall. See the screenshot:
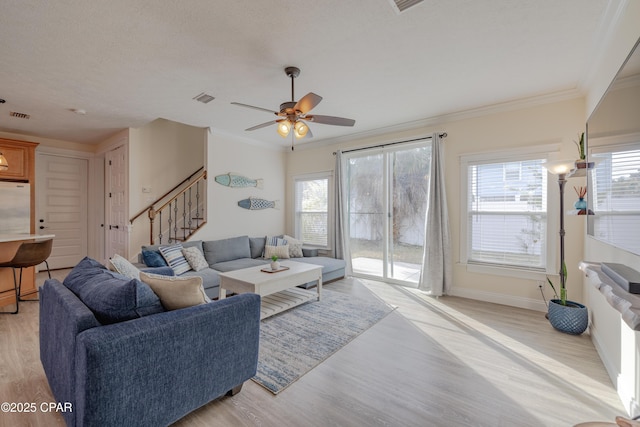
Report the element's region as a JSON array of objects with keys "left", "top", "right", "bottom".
[
  {"left": 128, "top": 119, "right": 206, "bottom": 254},
  {"left": 193, "top": 131, "right": 286, "bottom": 240},
  {"left": 583, "top": 0, "right": 640, "bottom": 417},
  {"left": 286, "top": 96, "right": 586, "bottom": 310}
]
